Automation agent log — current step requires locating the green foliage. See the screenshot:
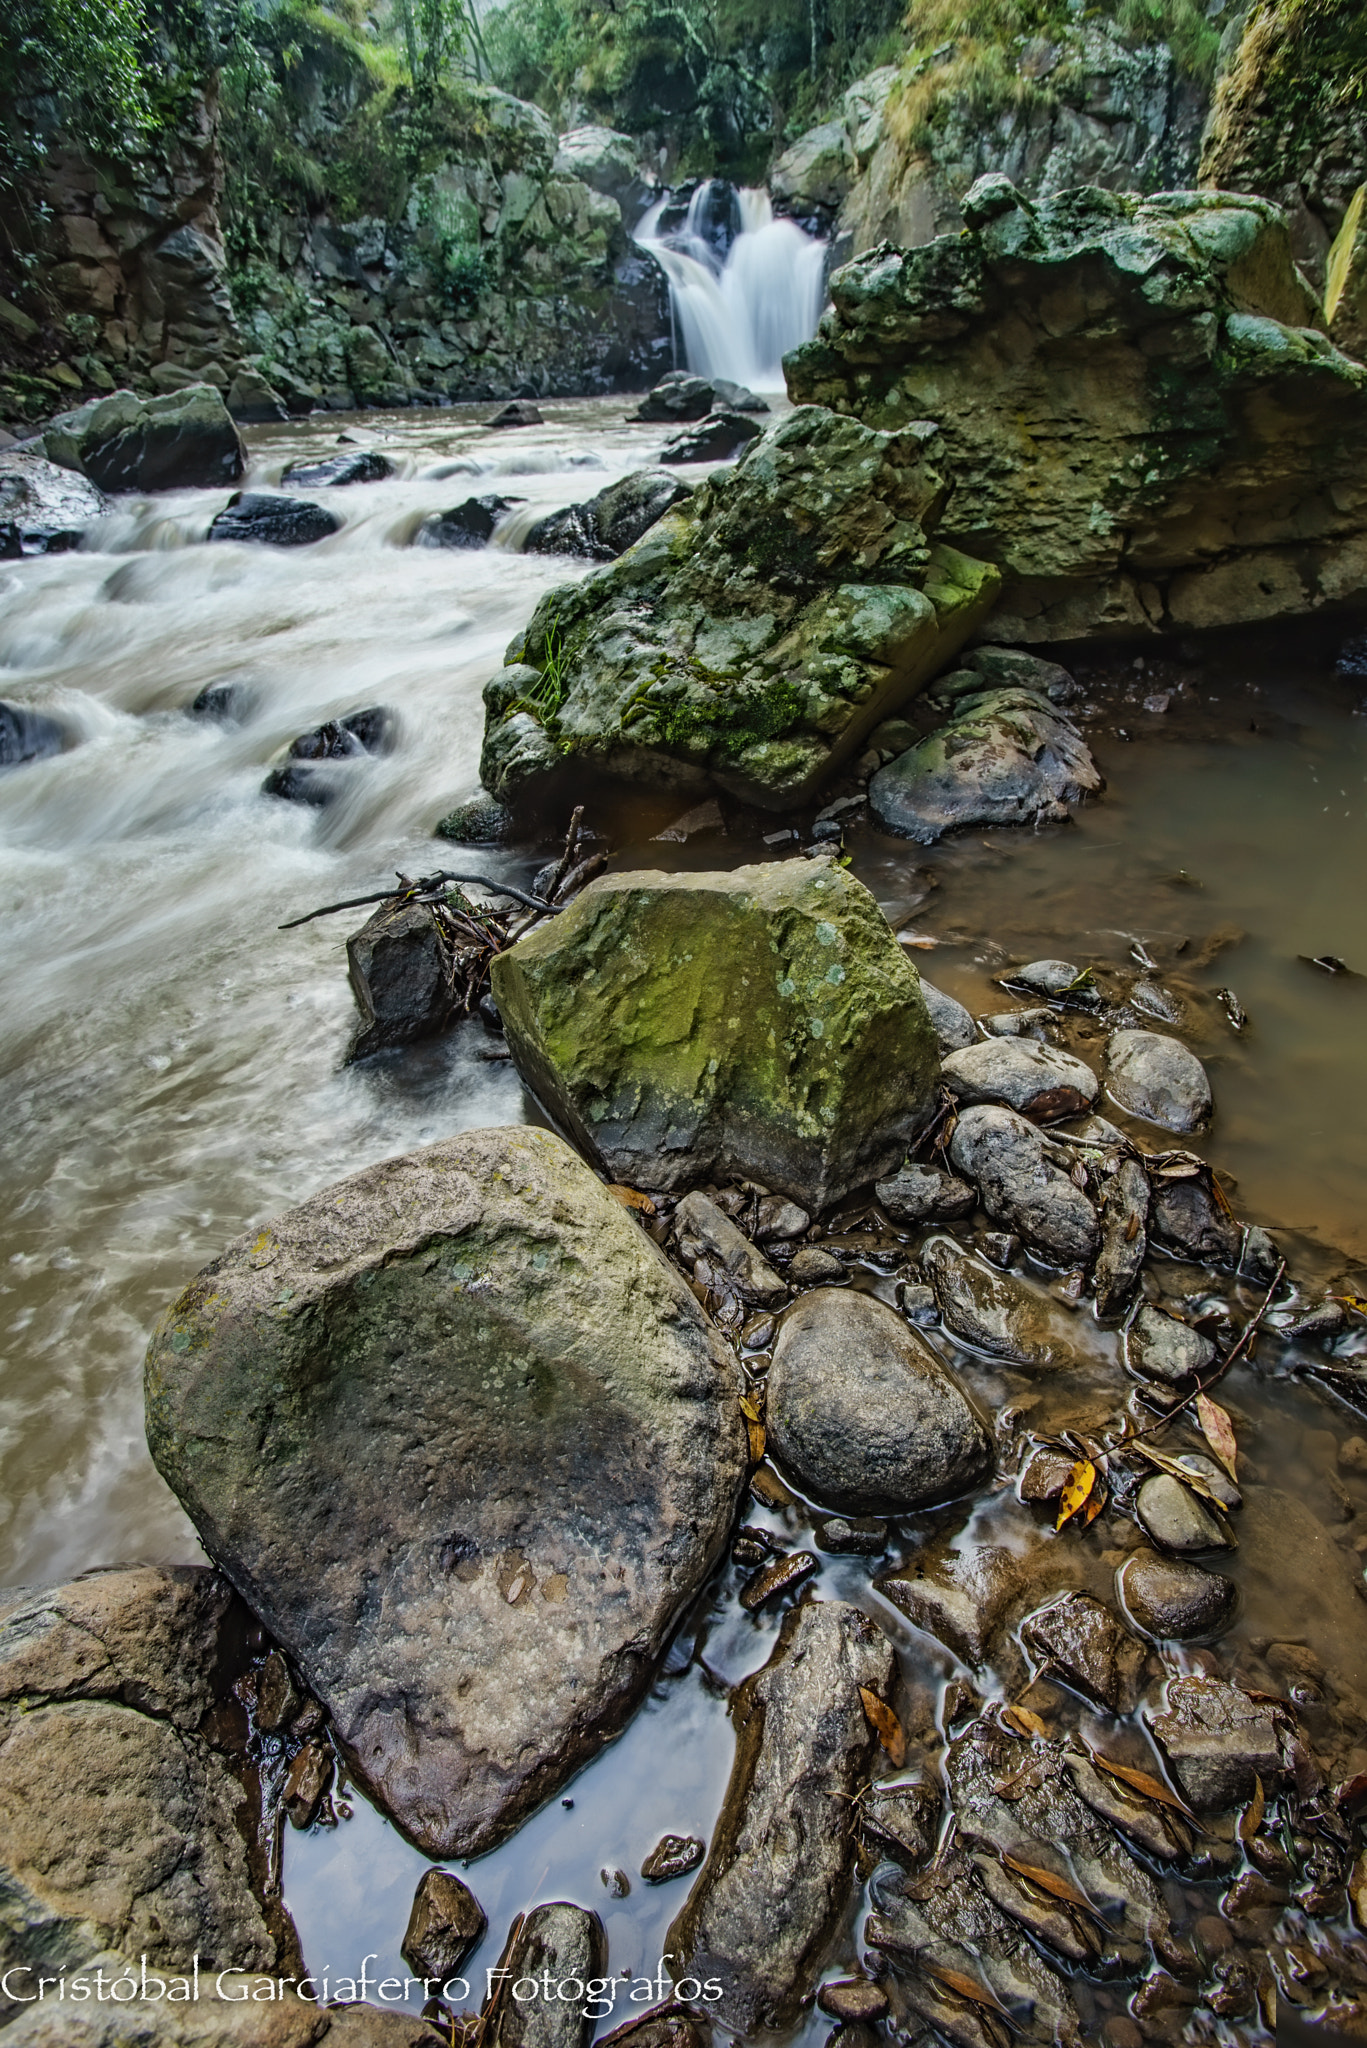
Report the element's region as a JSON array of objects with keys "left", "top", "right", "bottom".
[{"left": 0, "top": 0, "right": 153, "bottom": 193}]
